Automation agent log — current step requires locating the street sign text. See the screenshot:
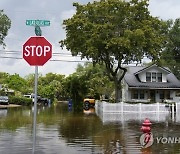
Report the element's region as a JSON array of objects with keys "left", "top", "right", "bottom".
[
  {"left": 23, "top": 36, "right": 52, "bottom": 66},
  {"left": 24, "top": 46, "right": 51, "bottom": 57},
  {"left": 26, "top": 20, "right": 50, "bottom": 26}
]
